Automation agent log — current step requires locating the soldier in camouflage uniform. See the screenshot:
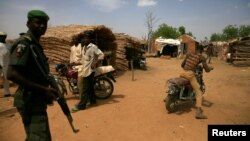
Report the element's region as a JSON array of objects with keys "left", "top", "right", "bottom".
[
  {"left": 180, "top": 50, "right": 213, "bottom": 119},
  {"left": 7, "top": 10, "right": 56, "bottom": 141}
]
